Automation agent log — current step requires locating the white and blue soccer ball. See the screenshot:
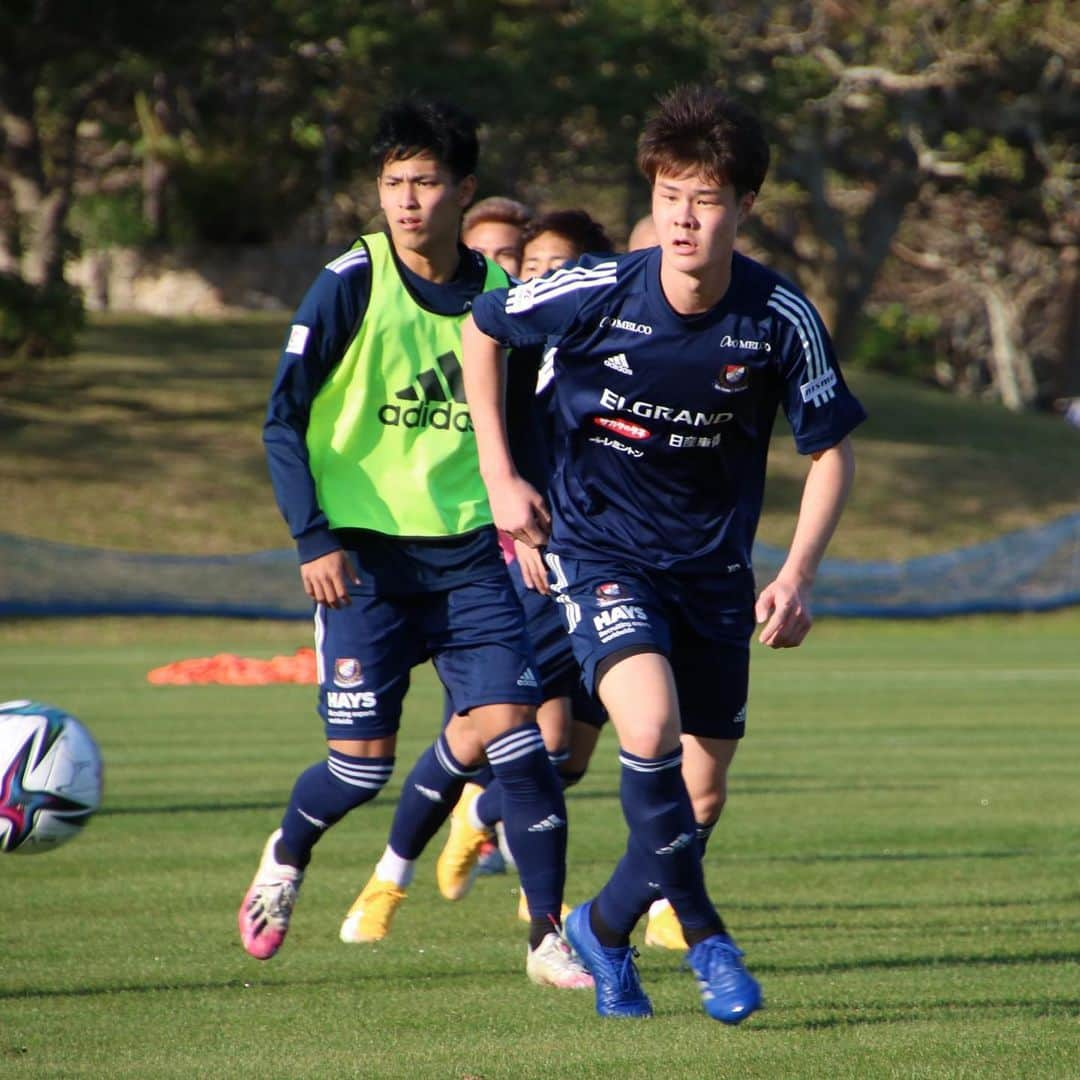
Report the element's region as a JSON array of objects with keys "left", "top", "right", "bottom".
[{"left": 0, "top": 699, "right": 103, "bottom": 853}]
